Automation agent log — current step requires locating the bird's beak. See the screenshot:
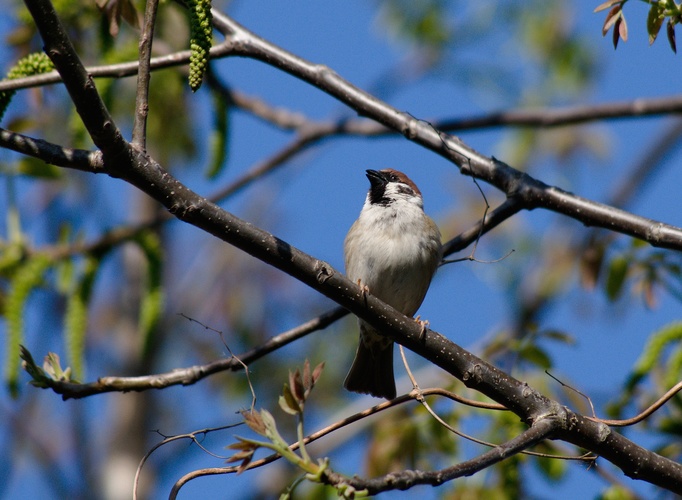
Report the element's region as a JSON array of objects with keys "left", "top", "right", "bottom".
[{"left": 365, "top": 169, "right": 386, "bottom": 188}]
